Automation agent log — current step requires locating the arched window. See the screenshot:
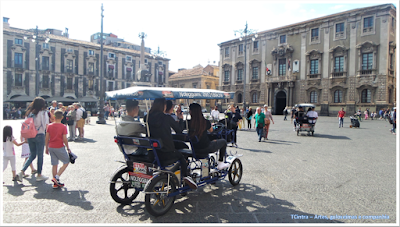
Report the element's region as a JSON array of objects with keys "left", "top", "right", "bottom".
[
  {"left": 361, "top": 89, "right": 371, "bottom": 103},
  {"left": 237, "top": 93, "right": 242, "bottom": 103},
  {"left": 252, "top": 93, "right": 258, "bottom": 103},
  {"left": 310, "top": 91, "right": 318, "bottom": 103},
  {"left": 334, "top": 90, "right": 342, "bottom": 103}
]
